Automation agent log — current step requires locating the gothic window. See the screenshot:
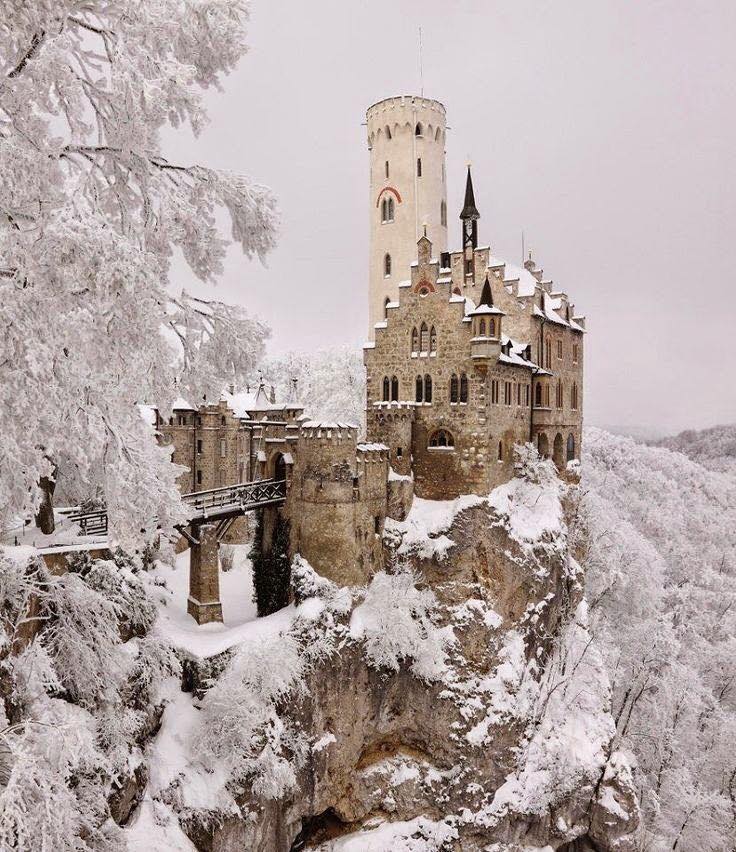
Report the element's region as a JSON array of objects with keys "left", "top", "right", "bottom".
[
  {"left": 415, "top": 375, "right": 423, "bottom": 403},
  {"left": 479, "top": 319, "right": 486, "bottom": 337},
  {"left": 450, "top": 374, "right": 459, "bottom": 403},
  {"left": 382, "top": 376, "right": 390, "bottom": 401},
  {"left": 567, "top": 433, "right": 576, "bottom": 462},
  {"left": 440, "top": 200, "right": 447, "bottom": 227},
  {"left": 391, "top": 375, "right": 399, "bottom": 401},
  {"left": 545, "top": 339, "right": 552, "bottom": 368},
  {"left": 417, "top": 157, "right": 422, "bottom": 177},
  {"left": 517, "top": 383, "right": 521, "bottom": 406},
  {"left": 381, "top": 198, "right": 387, "bottom": 222},
  {"left": 537, "top": 335, "right": 542, "bottom": 364},
  {"left": 385, "top": 125, "right": 392, "bottom": 139},
  {"left": 460, "top": 373, "right": 469, "bottom": 403},
  {"left": 197, "top": 438, "right": 203, "bottom": 454},
  {"left": 420, "top": 322, "right": 429, "bottom": 352},
  {"left": 384, "top": 254, "right": 391, "bottom": 277},
  {"left": 429, "top": 326, "right": 437, "bottom": 353},
  {"left": 411, "top": 327, "right": 419, "bottom": 353},
  {"left": 557, "top": 339, "right": 563, "bottom": 360},
  {"left": 571, "top": 382, "right": 579, "bottom": 410},
  {"left": 491, "top": 379, "right": 499, "bottom": 404},
  {"left": 385, "top": 160, "right": 389, "bottom": 178},
  {"left": 465, "top": 259, "right": 473, "bottom": 276},
  {"left": 429, "top": 429, "right": 454, "bottom": 448},
  {"left": 415, "top": 122, "right": 423, "bottom": 136},
  {"left": 488, "top": 317, "right": 495, "bottom": 337},
  {"left": 388, "top": 196, "right": 395, "bottom": 221},
  {"left": 556, "top": 379, "right": 563, "bottom": 409},
  {"left": 535, "top": 382, "right": 542, "bottom": 407},
  {"left": 384, "top": 296, "right": 390, "bottom": 318},
  {"left": 545, "top": 384, "right": 550, "bottom": 407},
  {"left": 424, "top": 374, "right": 432, "bottom": 403},
  {"left": 525, "top": 384, "right": 530, "bottom": 406}
]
